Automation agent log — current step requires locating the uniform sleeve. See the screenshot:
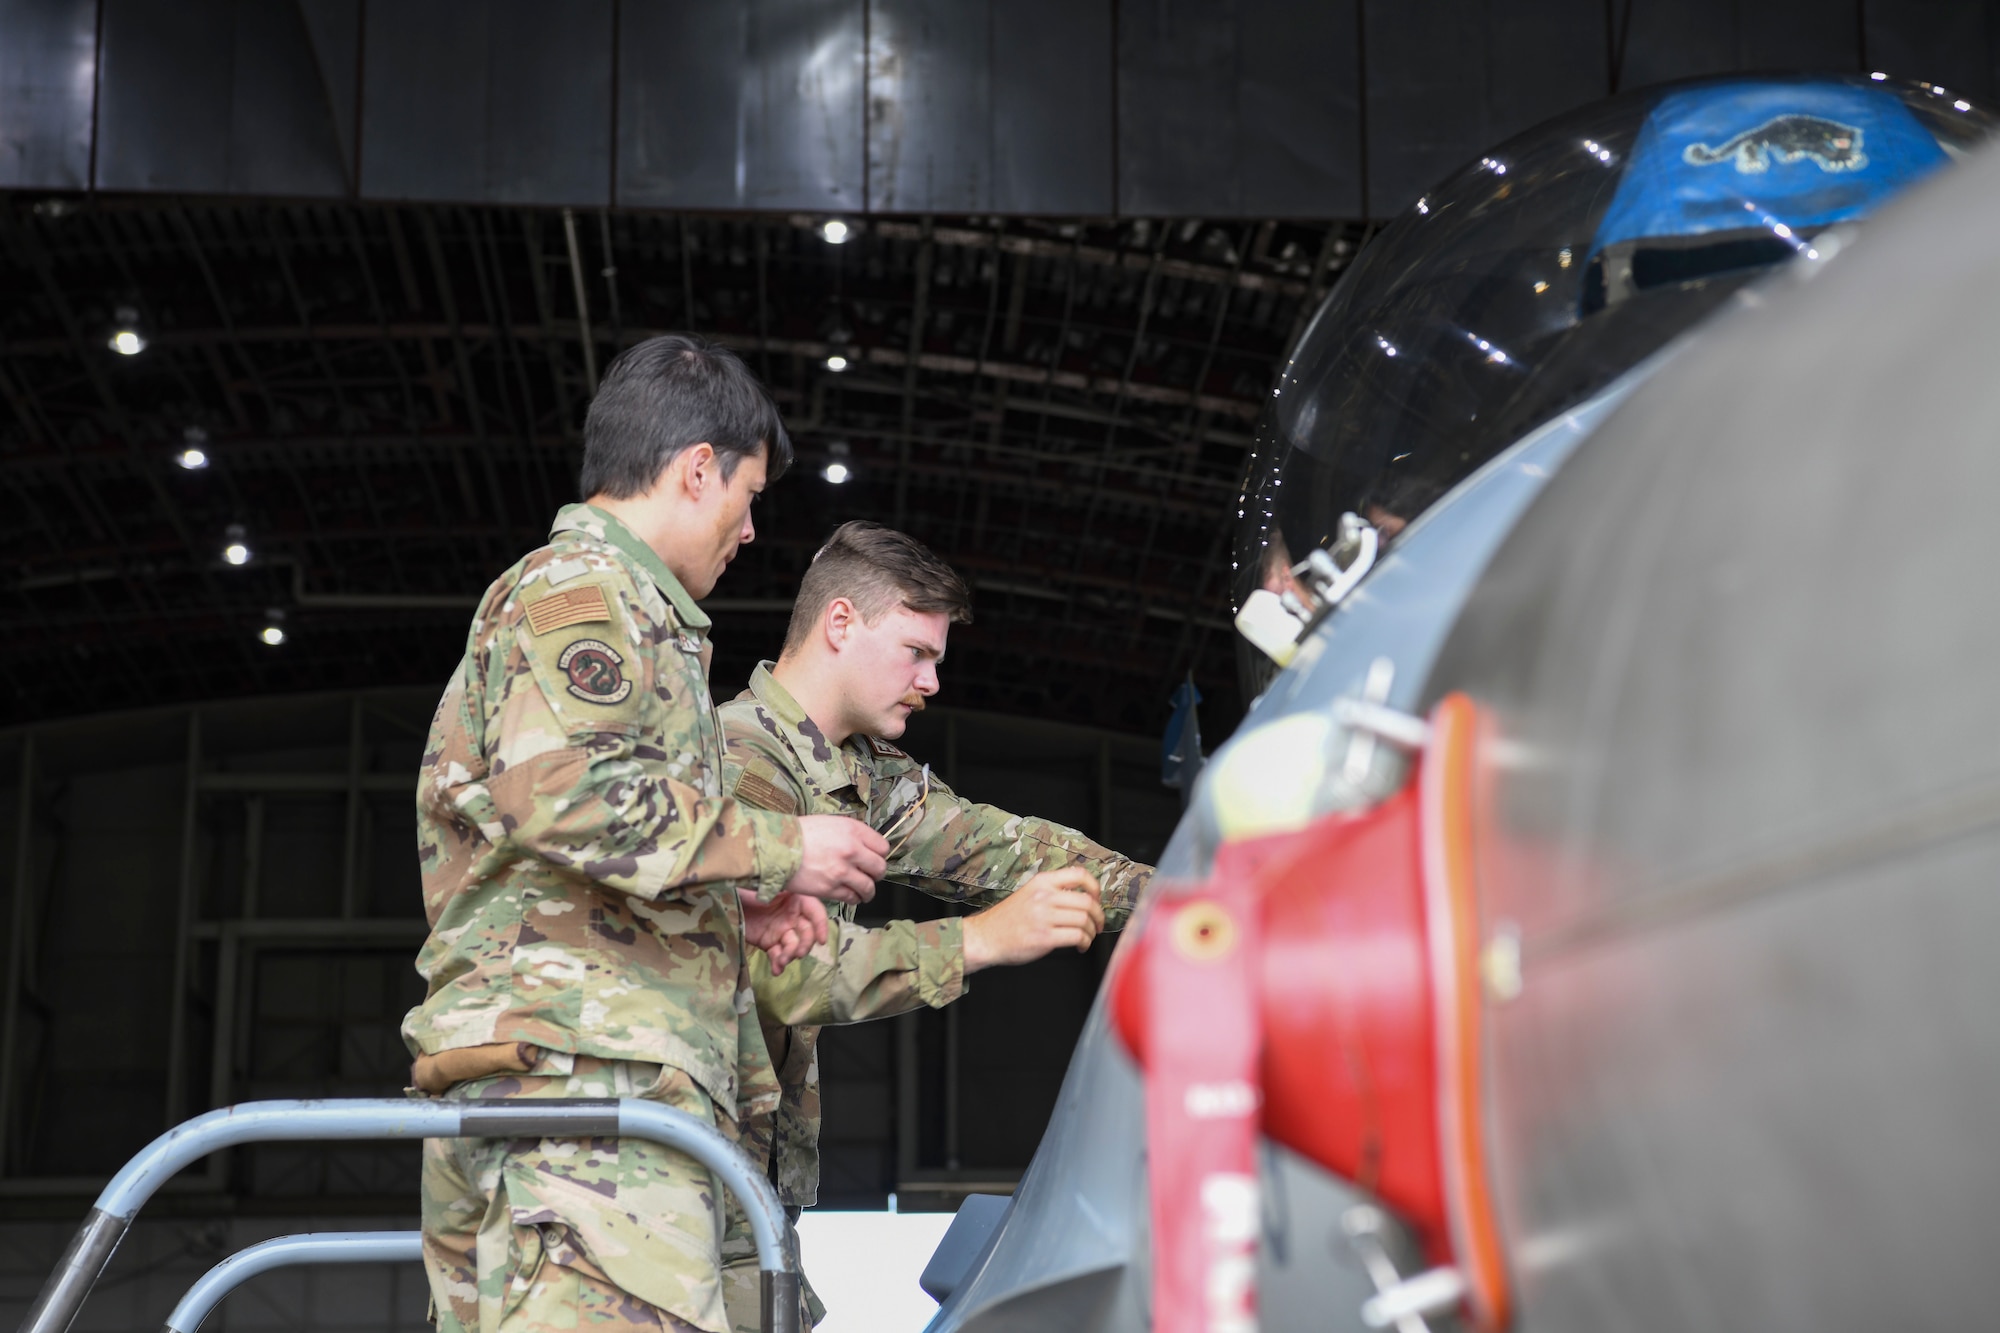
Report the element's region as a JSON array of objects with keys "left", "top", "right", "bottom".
[
  {"left": 441, "top": 572, "right": 802, "bottom": 904},
  {"left": 721, "top": 726, "right": 811, "bottom": 819},
  {"left": 873, "top": 770, "right": 1152, "bottom": 928},
  {"left": 750, "top": 917, "right": 967, "bottom": 1027}
]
